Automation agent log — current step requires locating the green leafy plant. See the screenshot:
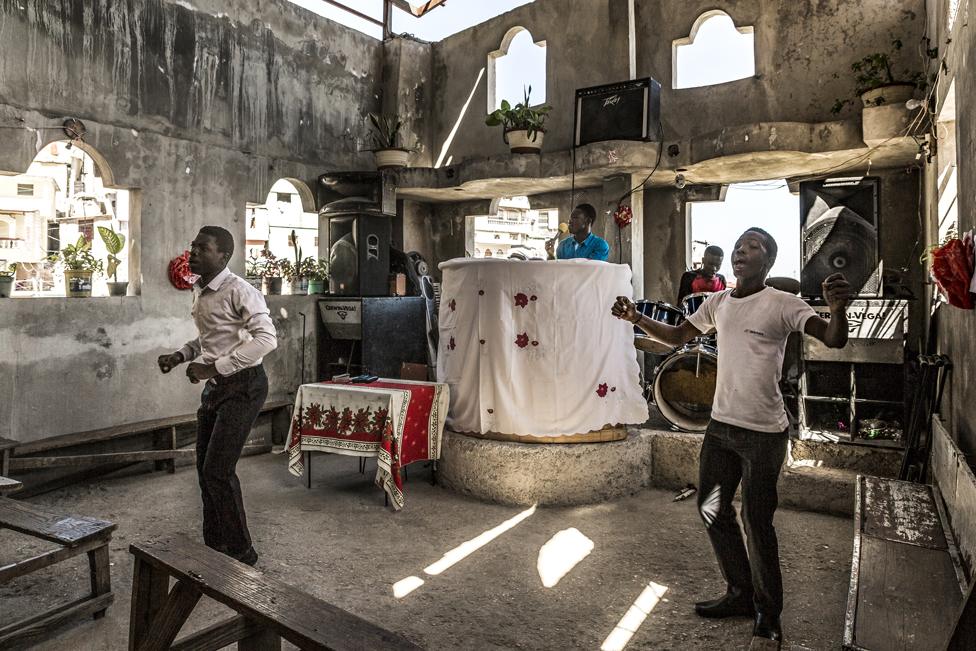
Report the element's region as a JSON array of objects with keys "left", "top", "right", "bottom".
[
  {"left": 49, "top": 235, "right": 103, "bottom": 273},
  {"left": 0, "top": 263, "right": 15, "bottom": 279},
  {"left": 245, "top": 251, "right": 265, "bottom": 278},
  {"left": 304, "top": 258, "right": 329, "bottom": 281},
  {"left": 485, "top": 86, "right": 552, "bottom": 139},
  {"left": 831, "top": 39, "right": 928, "bottom": 114},
  {"left": 367, "top": 112, "right": 407, "bottom": 151},
  {"left": 258, "top": 245, "right": 284, "bottom": 278},
  {"left": 97, "top": 225, "right": 125, "bottom": 281}
]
